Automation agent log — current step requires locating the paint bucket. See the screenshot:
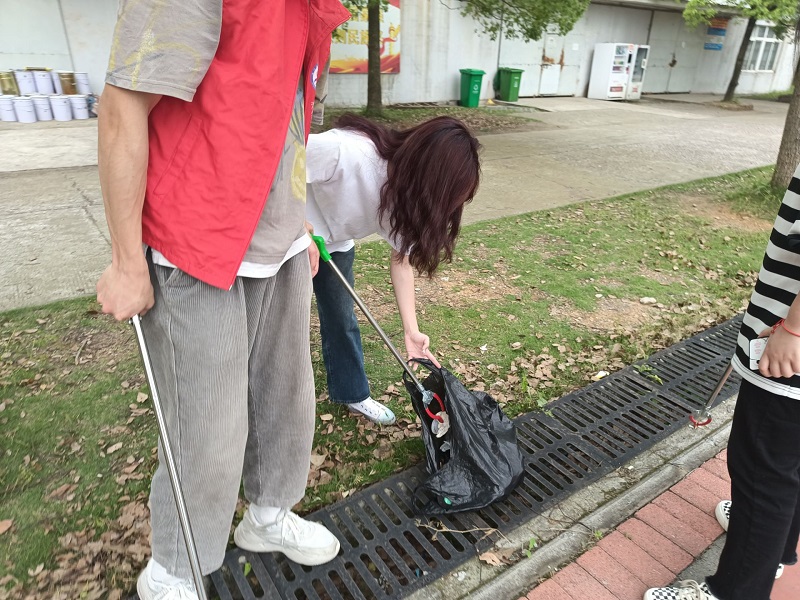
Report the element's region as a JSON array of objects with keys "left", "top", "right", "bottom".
[
  {"left": 0, "top": 96, "right": 17, "bottom": 122},
  {"left": 33, "top": 70, "right": 55, "bottom": 94},
  {"left": 49, "top": 95, "right": 72, "bottom": 121},
  {"left": 0, "top": 71, "right": 19, "bottom": 95},
  {"left": 68, "top": 94, "right": 89, "bottom": 119},
  {"left": 57, "top": 71, "right": 77, "bottom": 95},
  {"left": 51, "top": 71, "right": 63, "bottom": 94},
  {"left": 12, "top": 96, "right": 37, "bottom": 123},
  {"left": 31, "top": 95, "right": 53, "bottom": 121},
  {"left": 13, "top": 70, "right": 36, "bottom": 95},
  {"left": 73, "top": 72, "right": 91, "bottom": 94}
]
